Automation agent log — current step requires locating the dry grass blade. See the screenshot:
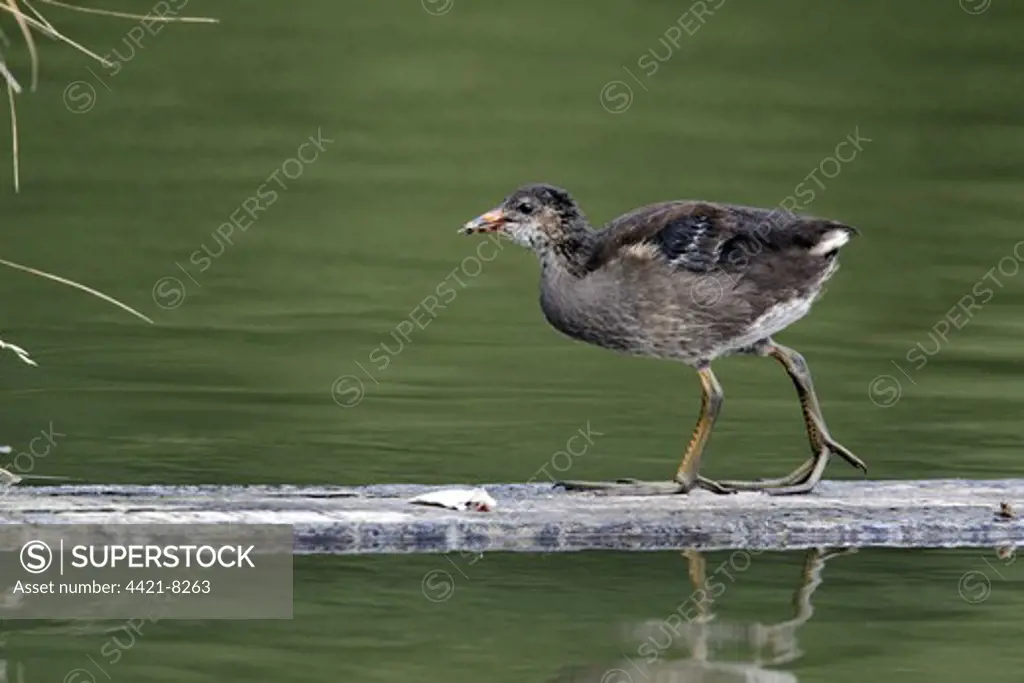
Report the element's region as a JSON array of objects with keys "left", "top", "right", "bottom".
[
  {"left": 21, "top": 0, "right": 60, "bottom": 39},
  {"left": 5, "top": 76, "right": 17, "bottom": 191},
  {"left": 37, "top": 0, "right": 218, "bottom": 23},
  {"left": 0, "top": 58, "right": 21, "bottom": 92},
  {"left": 0, "top": 2, "right": 113, "bottom": 66},
  {"left": 0, "top": 1, "right": 218, "bottom": 193},
  {"left": 0, "top": 337, "right": 37, "bottom": 365},
  {"left": 0, "top": 256, "right": 154, "bottom": 324},
  {"left": 4, "top": 0, "right": 37, "bottom": 91}
]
